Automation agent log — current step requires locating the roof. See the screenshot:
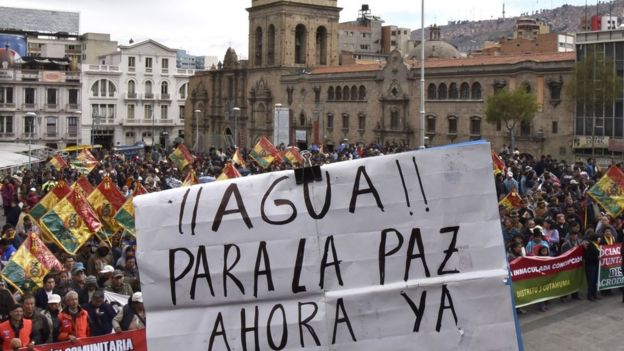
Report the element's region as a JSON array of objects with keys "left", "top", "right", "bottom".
[
  {"left": 0, "top": 143, "right": 47, "bottom": 153},
  {"left": 310, "top": 63, "right": 382, "bottom": 75},
  {"left": 408, "top": 52, "right": 576, "bottom": 69},
  {"left": 0, "top": 151, "right": 42, "bottom": 170},
  {"left": 338, "top": 24, "right": 372, "bottom": 32},
  {"left": 118, "top": 39, "right": 177, "bottom": 53},
  {"left": 0, "top": 7, "right": 79, "bottom": 34}
]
